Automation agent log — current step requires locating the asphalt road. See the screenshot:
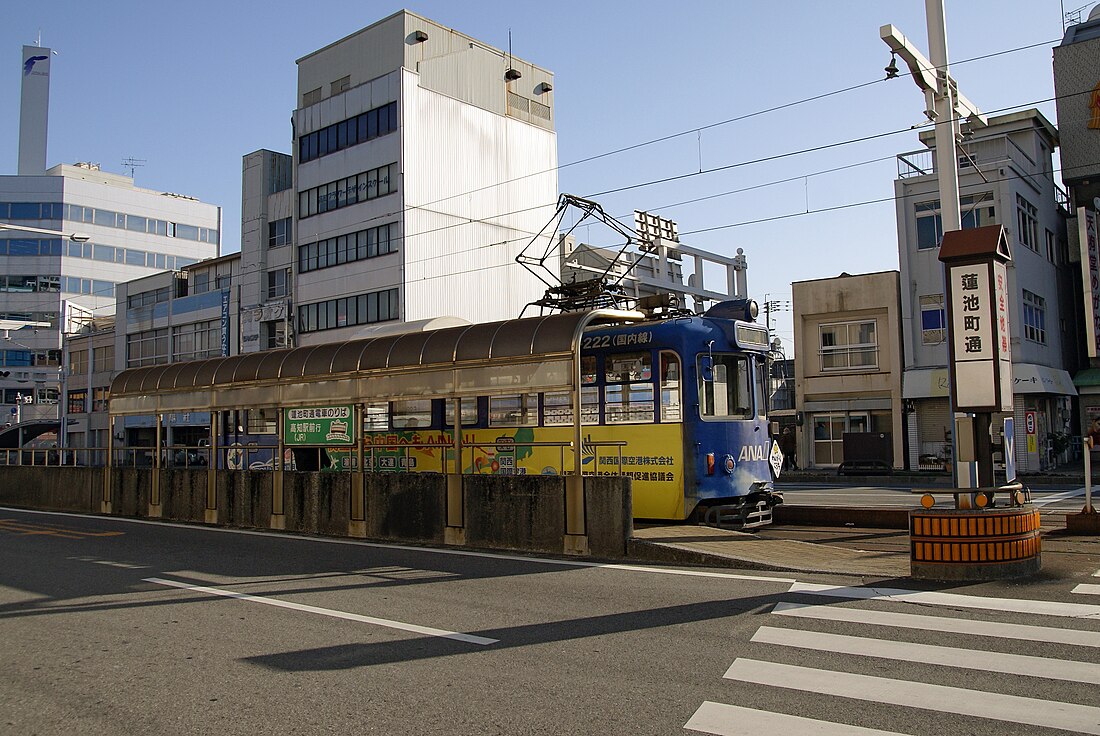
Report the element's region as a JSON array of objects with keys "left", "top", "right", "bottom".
[
  {"left": 778, "top": 481, "right": 1093, "bottom": 517},
  {"left": 5, "top": 507, "right": 1100, "bottom": 735}
]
